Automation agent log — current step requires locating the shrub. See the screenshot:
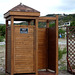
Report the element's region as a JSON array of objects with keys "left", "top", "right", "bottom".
[{"left": 0, "top": 36, "right": 4, "bottom": 42}]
